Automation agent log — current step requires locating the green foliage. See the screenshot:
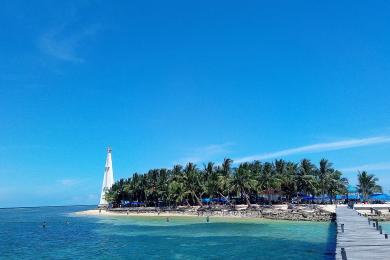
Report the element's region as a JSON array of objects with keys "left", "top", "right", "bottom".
[
  {"left": 105, "top": 158, "right": 356, "bottom": 206},
  {"left": 357, "top": 171, "right": 383, "bottom": 201}
]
